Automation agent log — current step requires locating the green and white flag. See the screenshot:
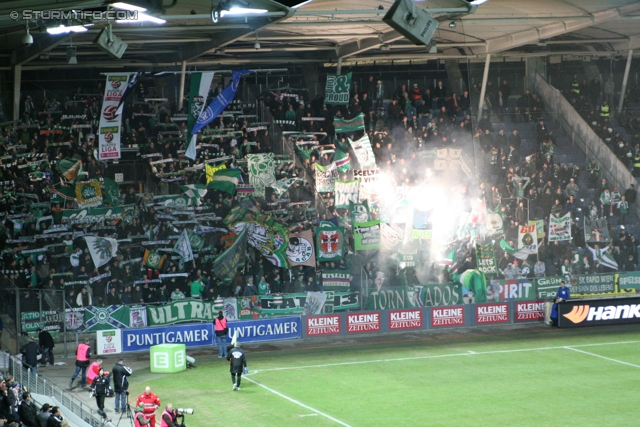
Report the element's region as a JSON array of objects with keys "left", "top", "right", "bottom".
[
  {"left": 349, "top": 134, "right": 376, "bottom": 168},
  {"left": 334, "top": 179, "right": 360, "bottom": 209},
  {"left": 180, "top": 184, "right": 207, "bottom": 206},
  {"left": 271, "top": 177, "right": 304, "bottom": 197},
  {"left": 212, "top": 227, "right": 248, "bottom": 285},
  {"left": 206, "top": 168, "right": 241, "bottom": 194},
  {"left": 334, "top": 113, "right": 365, "bottom": 134},
  {"left": 485, "top": 204, "right": 504, "bottom": 236},
  {"left": 350, "top": 200, "right": 370, "bottom": 223},
  {"left": 231, "top": 221, "right": 289, "bottom": 268},
  {"left": 103, "top": 177, "right": 120, "bottom": 207},
  {"left": 173, "top": 228, "right": 194, "bottom": 262},
  {"left": 186, "top": 72, "right": 215, "bottom": 160},
  {"left": 157, "top": 195, "right": 189, "bottom": 208},
  {"left": 75, "top": 180, "right": 103, "bottom": 209},
  {"left": 84, "top": 305, "right": 130, "bottom": 331},
  {"left": 587, "top": 245, "right": 618, "bottom": 270},
  {"left": 314, "top": 163, "right": 337, "bottom": 193},
  {"left": 333, "top": 149, "right": 351, "bottom": 173},
  {"left": 354, "top": 220, "right": 381, "bottom": 250},
  {"left": 84, "top": 236, "right": 118, "bottom": 268},
  {"left": 247, "top": 153, "right": 276, "bottom": 198},
  {"left": 324, "top": 72, "right": 352, "bottom": 105},
  {"left": 58, "top": 158, "right": 83, "bottom": 183},
  {"left": 189, "top": 231, "right": 205, "bottom": 251}
]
